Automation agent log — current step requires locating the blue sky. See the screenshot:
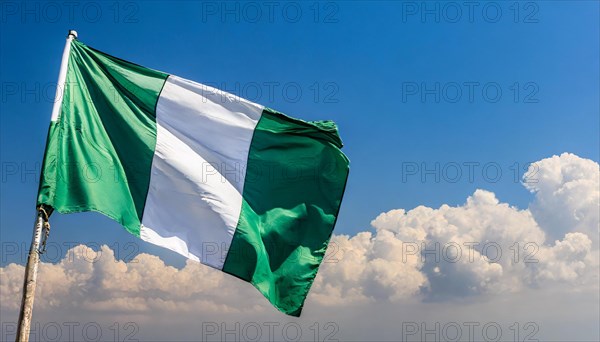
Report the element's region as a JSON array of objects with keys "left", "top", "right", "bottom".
[
  {"left": 1, "top": 2, "right": 599, "bottom": 341},
  {"left": 1, "top": 1, "right": 598, "bottom": 266},
  {"left": 0, "top": 2, "right": 600, "bottom": 262}
]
